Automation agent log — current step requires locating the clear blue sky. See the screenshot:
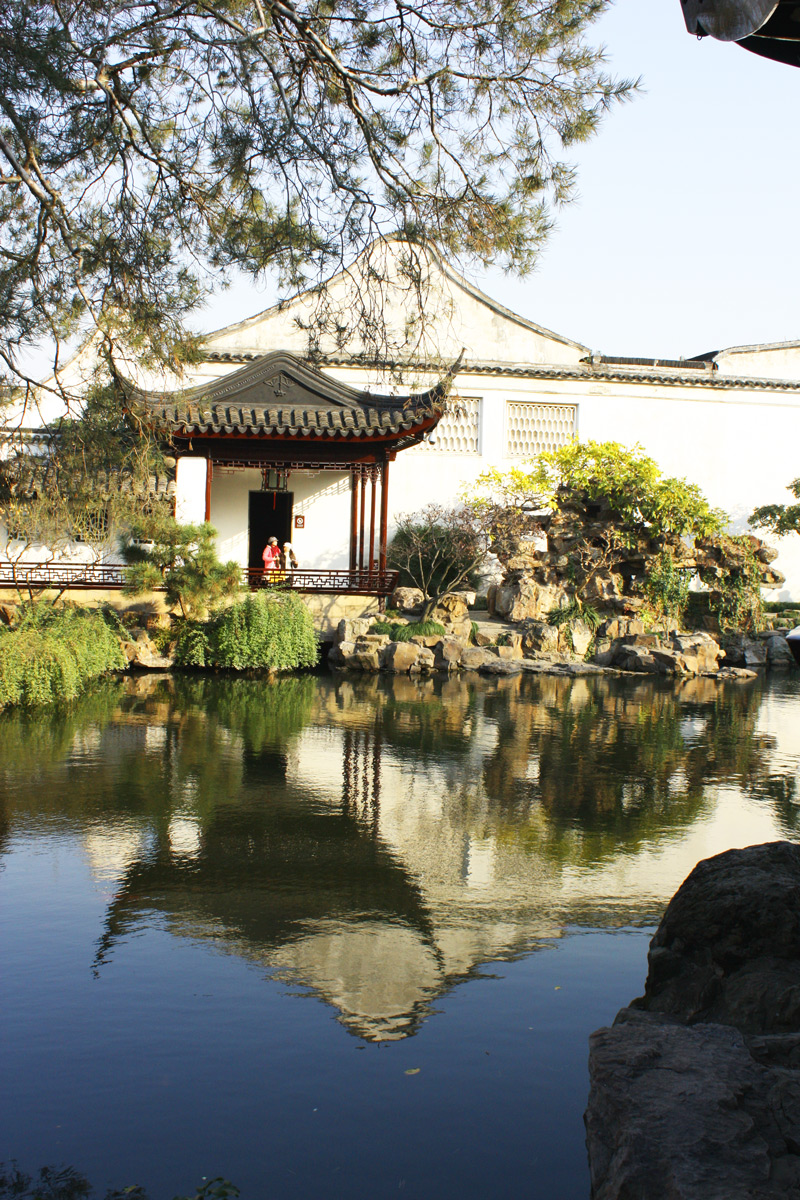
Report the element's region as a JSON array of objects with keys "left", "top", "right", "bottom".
[{"left": 201, "top": 0, "right": 800, "bottom": 362}]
